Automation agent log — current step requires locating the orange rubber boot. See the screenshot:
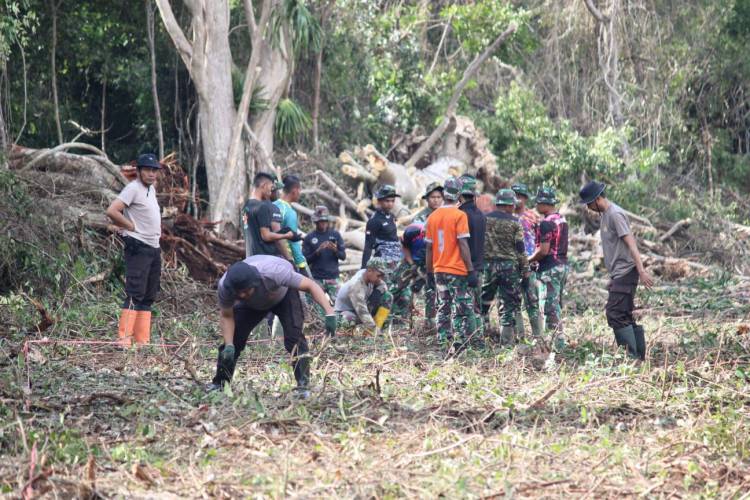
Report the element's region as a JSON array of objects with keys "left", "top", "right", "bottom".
[
  {"left": 118, "top": 309, "right": 137, "bottom": 347},
  {"left": 133, "top": 311, "right": 152, "bottom": 345}
]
